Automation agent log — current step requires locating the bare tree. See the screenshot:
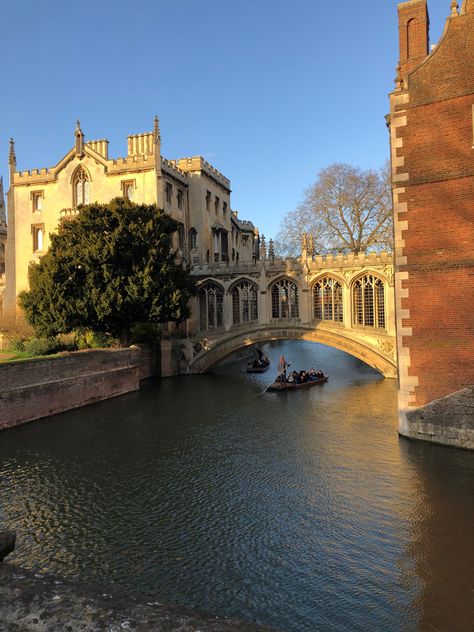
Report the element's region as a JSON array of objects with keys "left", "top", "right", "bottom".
[{"left": 275, "top": 163, "right": 393, "bottom": 256}]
